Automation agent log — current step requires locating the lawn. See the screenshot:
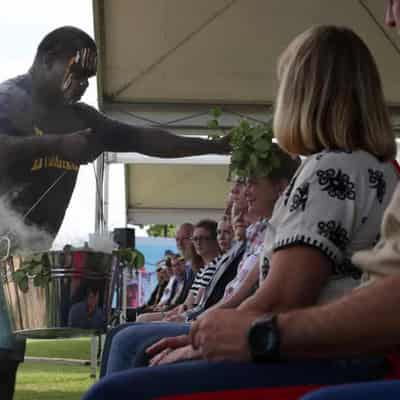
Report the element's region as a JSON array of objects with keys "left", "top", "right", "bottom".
[{"left": 14, "top": 338, "right": 96, "bottom": 400}]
